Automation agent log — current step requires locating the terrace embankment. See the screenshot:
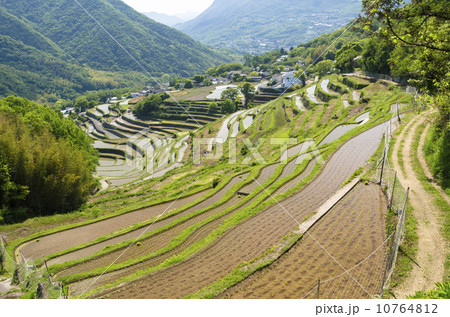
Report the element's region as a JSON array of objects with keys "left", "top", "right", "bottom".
[
  {"left": 95, "top": 122, "right": 389, "bottom": 298},
  {"left": 219, "top": 183, "right": 387, "bottom": 299}
]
